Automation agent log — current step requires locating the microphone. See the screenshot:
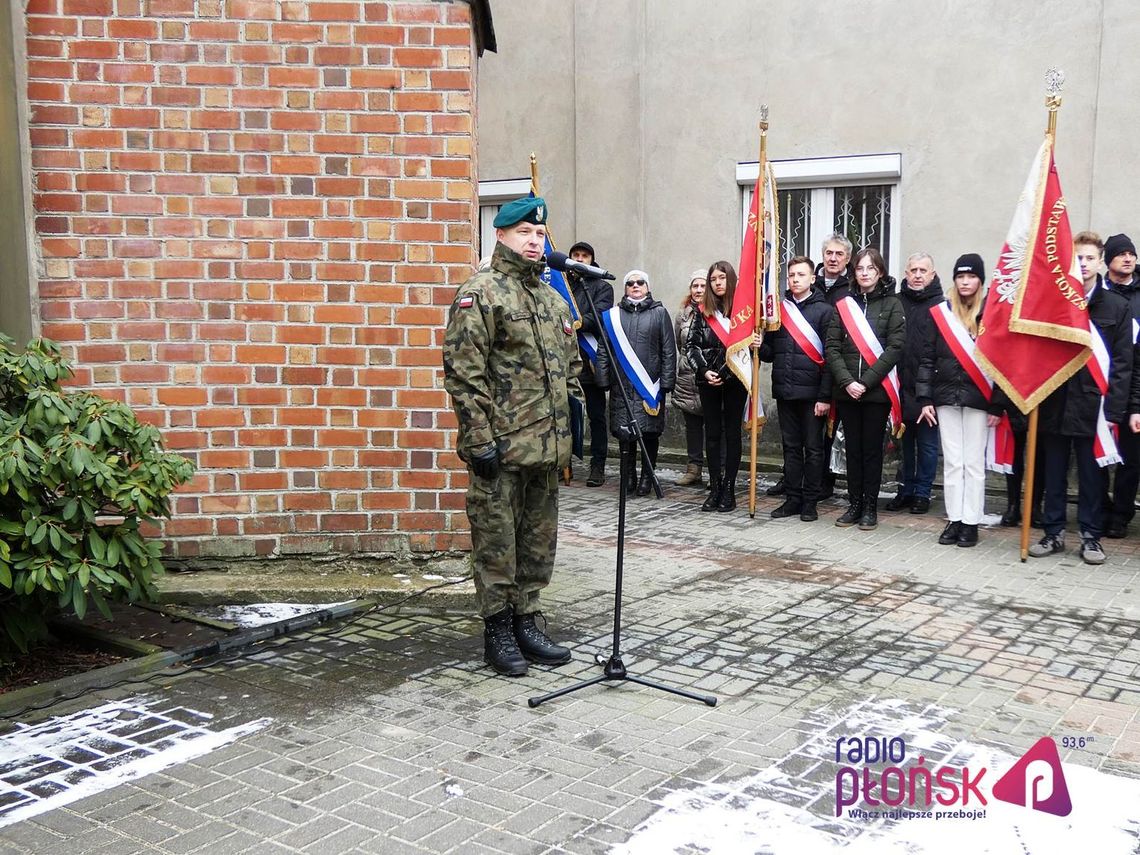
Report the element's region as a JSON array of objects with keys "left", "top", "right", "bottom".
[{"left": 545, "top": 250, "right": 616, "bottom": 281}]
